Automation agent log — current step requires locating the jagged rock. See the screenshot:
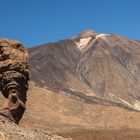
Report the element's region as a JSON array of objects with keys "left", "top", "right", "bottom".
[
  {"left": 0, "top": 38, "right": 29, "bottom": 80},
  {"left": 0, "top": 115, "right": 69, "bottom": 140},
  {"left": 0, "top": 38, "right": 29, "bottom": 123}
]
